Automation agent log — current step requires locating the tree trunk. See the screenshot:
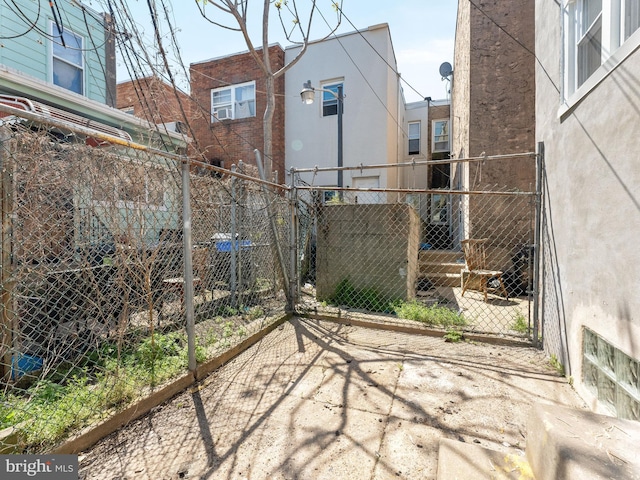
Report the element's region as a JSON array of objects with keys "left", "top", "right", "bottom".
[{"left": 263, "top": 72, "right": 275, "bottom": 181}]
